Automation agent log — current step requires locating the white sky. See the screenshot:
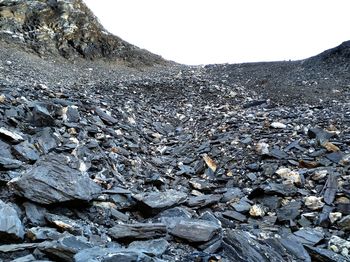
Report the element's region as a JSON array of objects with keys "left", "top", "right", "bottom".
[{"left": 83, "top": 0, "right": 350, "bottom": 65}]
